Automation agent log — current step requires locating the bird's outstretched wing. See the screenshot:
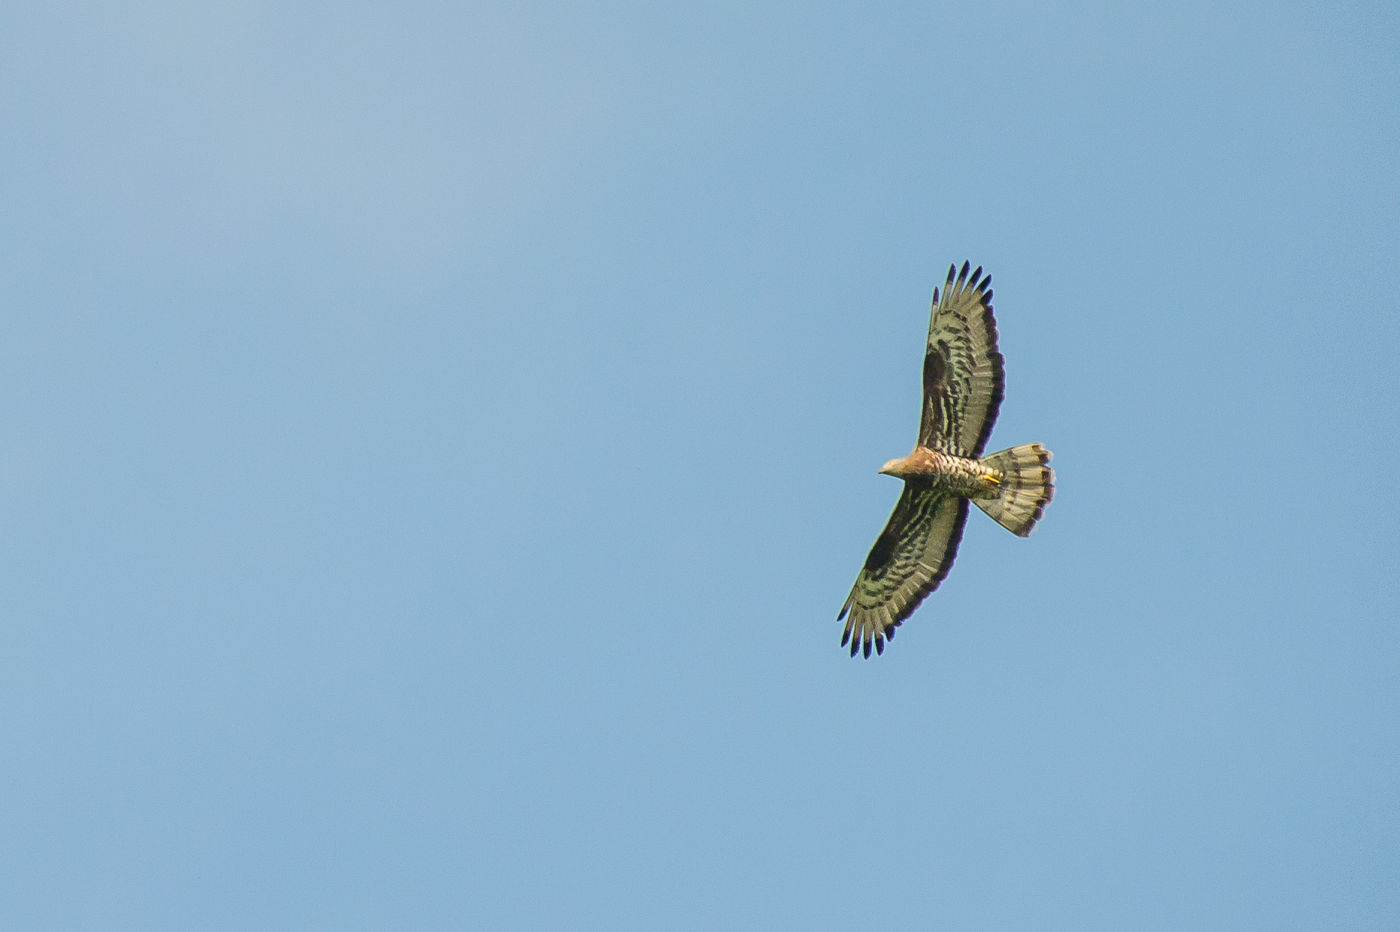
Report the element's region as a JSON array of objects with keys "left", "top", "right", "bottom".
[
  {"left": 838, "top": 485, "right": 970, "bottom": 658},
  {"left": 919, "top": 261, "right": 1004, "bottom": 457}
]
